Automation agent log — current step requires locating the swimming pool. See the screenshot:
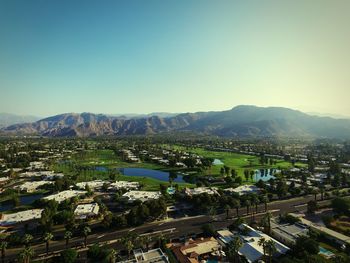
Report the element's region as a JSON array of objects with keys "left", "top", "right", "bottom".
[{"left": 319, "top": 246, "right": 335, "bottom": 258}]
